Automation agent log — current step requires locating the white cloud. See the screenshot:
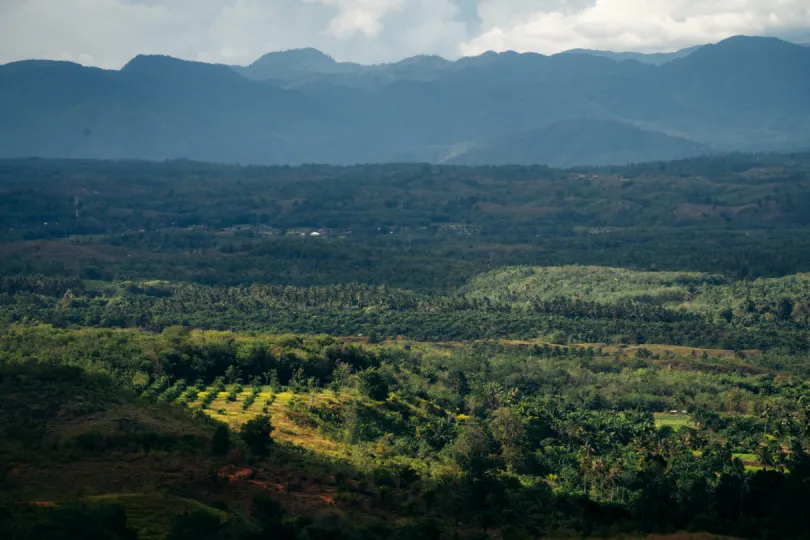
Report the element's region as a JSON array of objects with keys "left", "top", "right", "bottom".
[
  {"left": 461, "top": 0, "right": 810, "bottom": 55},
  {"left": 0, "top": 0, "right": 808, "bottom": 69},
  {"left": 309, "top": 0, "right": 407, "bottom": 38}
]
